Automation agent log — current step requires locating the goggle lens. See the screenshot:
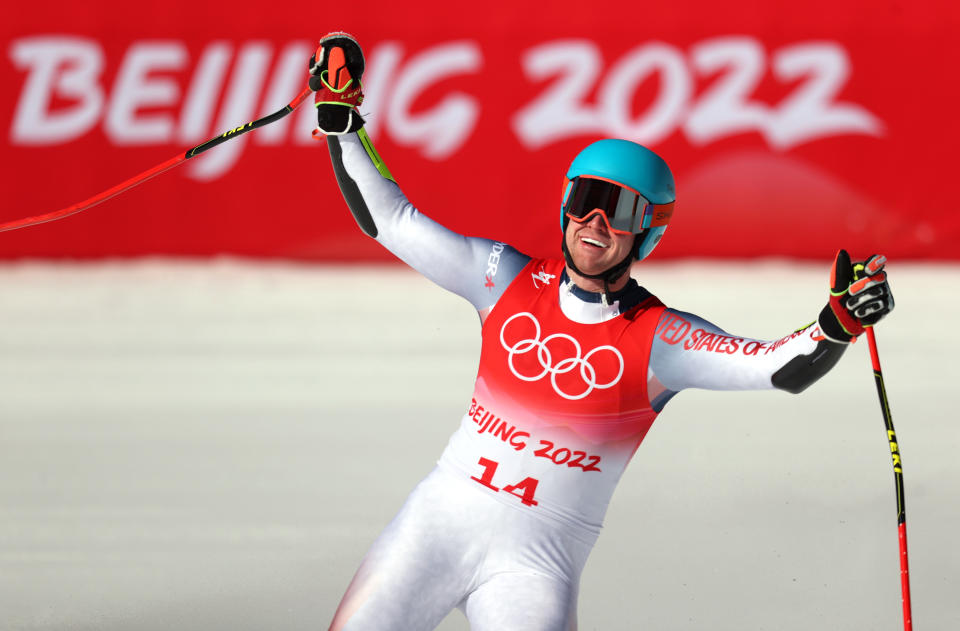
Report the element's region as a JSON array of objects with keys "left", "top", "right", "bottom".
[{"left": 563, "top": 177, "right": 649, "bottom": 235}]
